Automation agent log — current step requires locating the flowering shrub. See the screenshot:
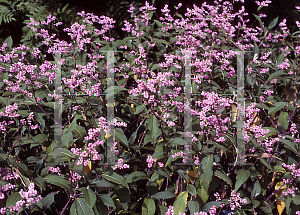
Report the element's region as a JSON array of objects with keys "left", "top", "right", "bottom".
[{"left": 0, "top": 0, "right": 300, "bottom": 214}]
